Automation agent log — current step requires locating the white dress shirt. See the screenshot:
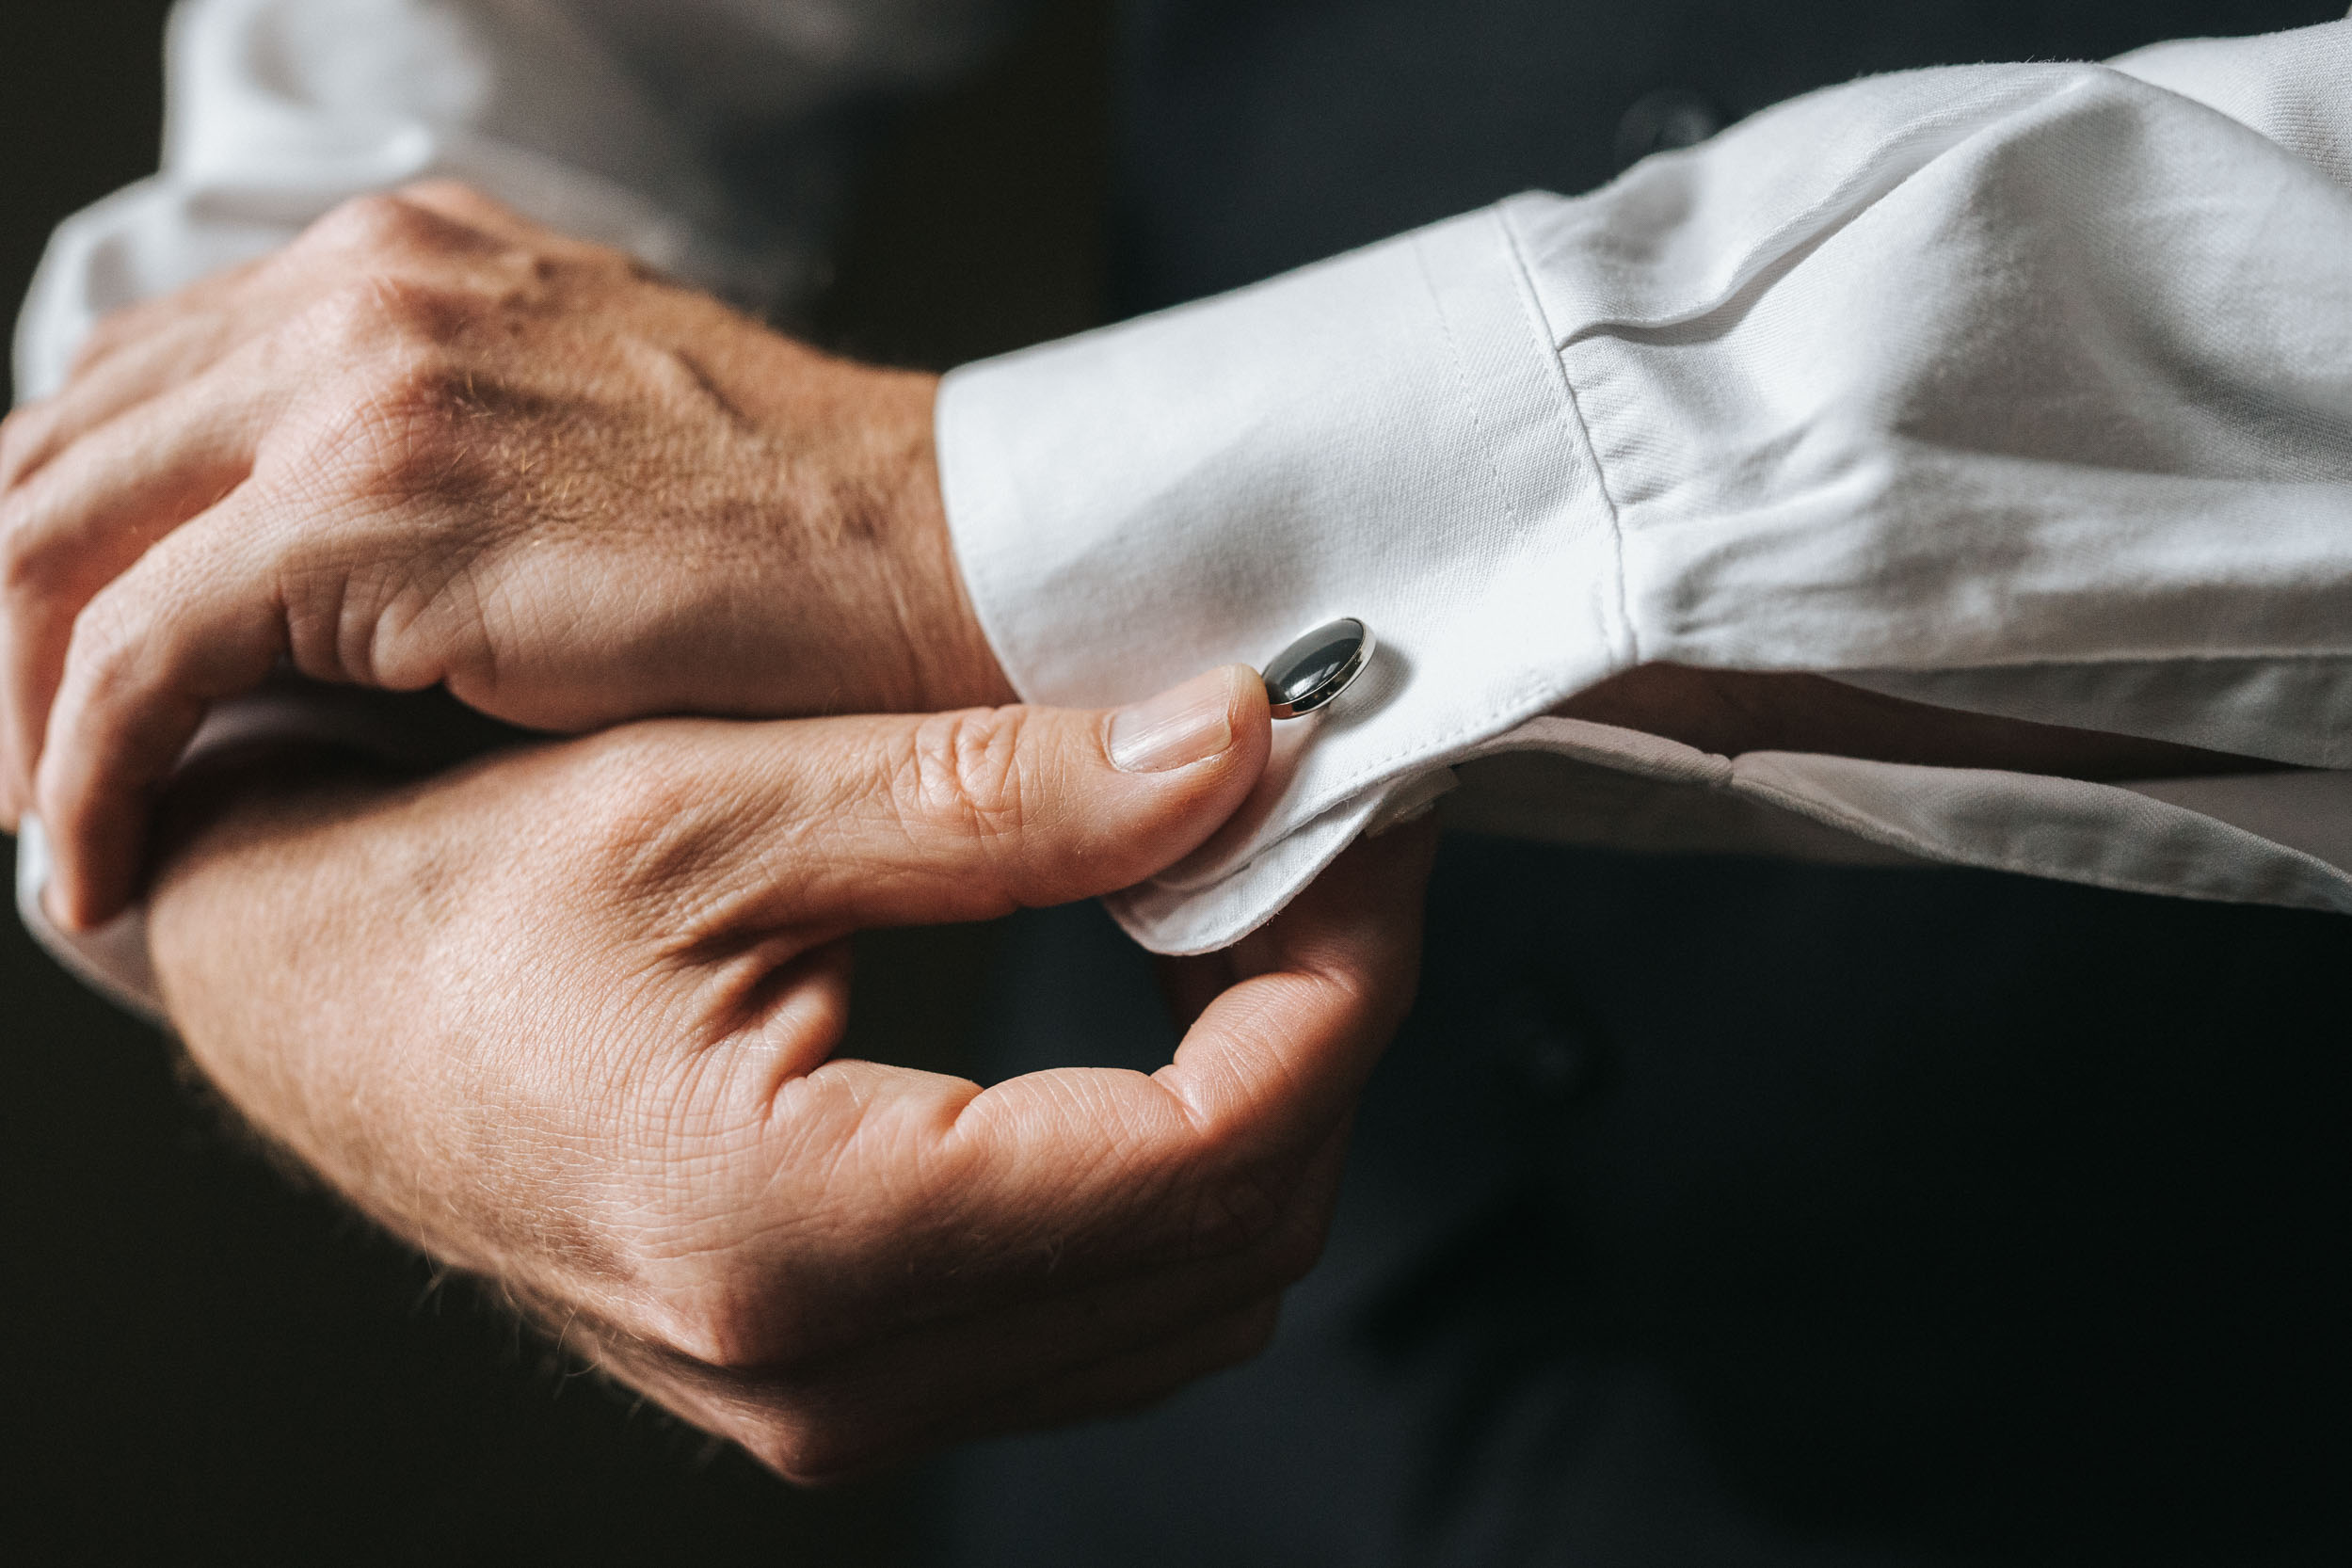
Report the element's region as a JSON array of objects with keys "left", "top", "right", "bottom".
[{"left": 16, "top": 1, "right": 2352, "bottom": 1007}]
